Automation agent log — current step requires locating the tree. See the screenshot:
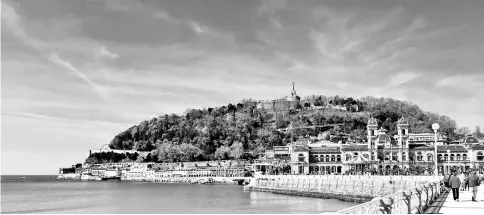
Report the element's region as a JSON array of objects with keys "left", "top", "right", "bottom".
[
  {"left": 229, "top": 141, "right": 244, "bottom": 159},
  {"left": 473, "top": 126, "right": 483, "bottom": 139}
]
